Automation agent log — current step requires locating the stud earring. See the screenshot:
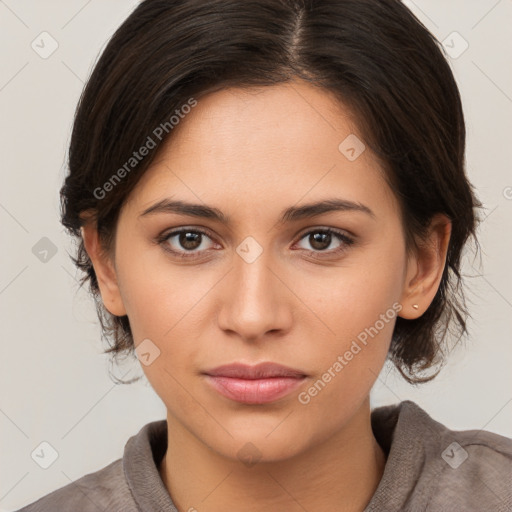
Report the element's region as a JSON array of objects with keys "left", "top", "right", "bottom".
[{"left": 412, "top": 304, "right": 419, "bottom": 310}]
